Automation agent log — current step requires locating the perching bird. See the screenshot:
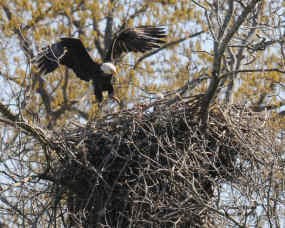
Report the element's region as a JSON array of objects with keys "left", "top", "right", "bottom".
[{"left": 33, "top": 26, "right": 167, "bottom": 104}]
